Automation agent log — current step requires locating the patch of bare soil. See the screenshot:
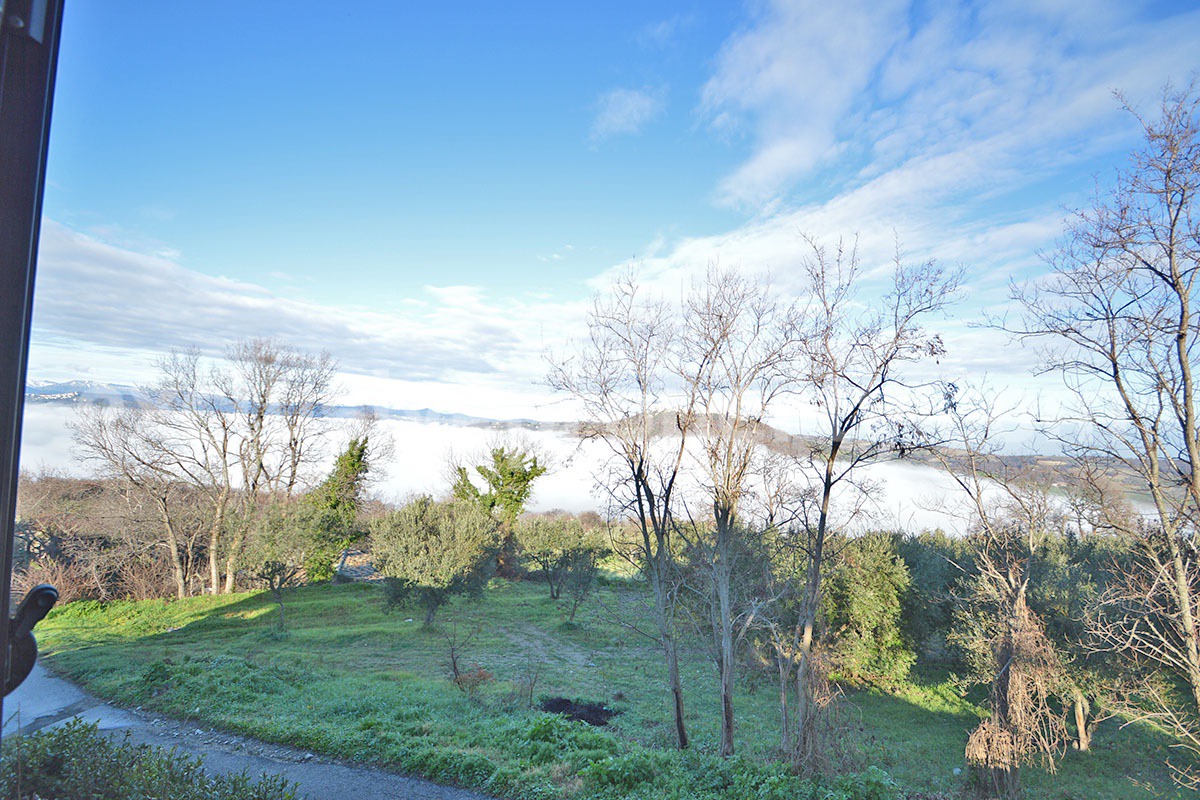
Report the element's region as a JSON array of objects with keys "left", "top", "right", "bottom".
[{"left": 538, "top": 696, "right": 618, "bottom": 726}]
